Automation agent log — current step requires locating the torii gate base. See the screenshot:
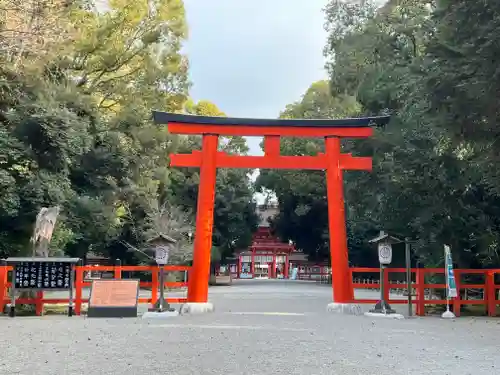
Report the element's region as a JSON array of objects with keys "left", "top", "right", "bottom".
[{"left": 153, "top": 112, "right": 389, "bottom": 314}]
